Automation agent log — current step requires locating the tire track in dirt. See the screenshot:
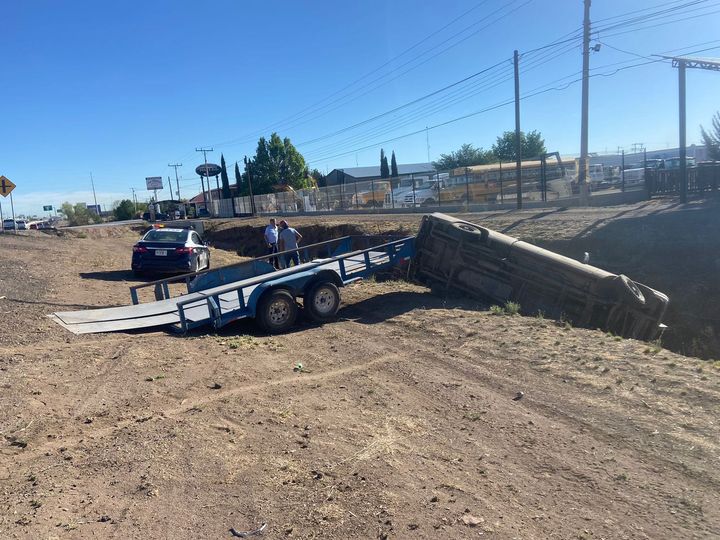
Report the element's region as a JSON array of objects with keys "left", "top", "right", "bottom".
[{"left": 4, "top": 352, "right": 401, "bottom": 462}]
